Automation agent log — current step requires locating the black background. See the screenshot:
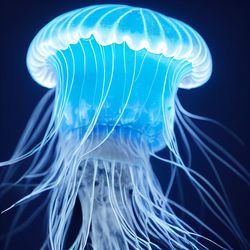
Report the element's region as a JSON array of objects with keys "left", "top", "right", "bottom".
[{"left": 0, "top": 0, "right": 249, "bottom": 249}]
